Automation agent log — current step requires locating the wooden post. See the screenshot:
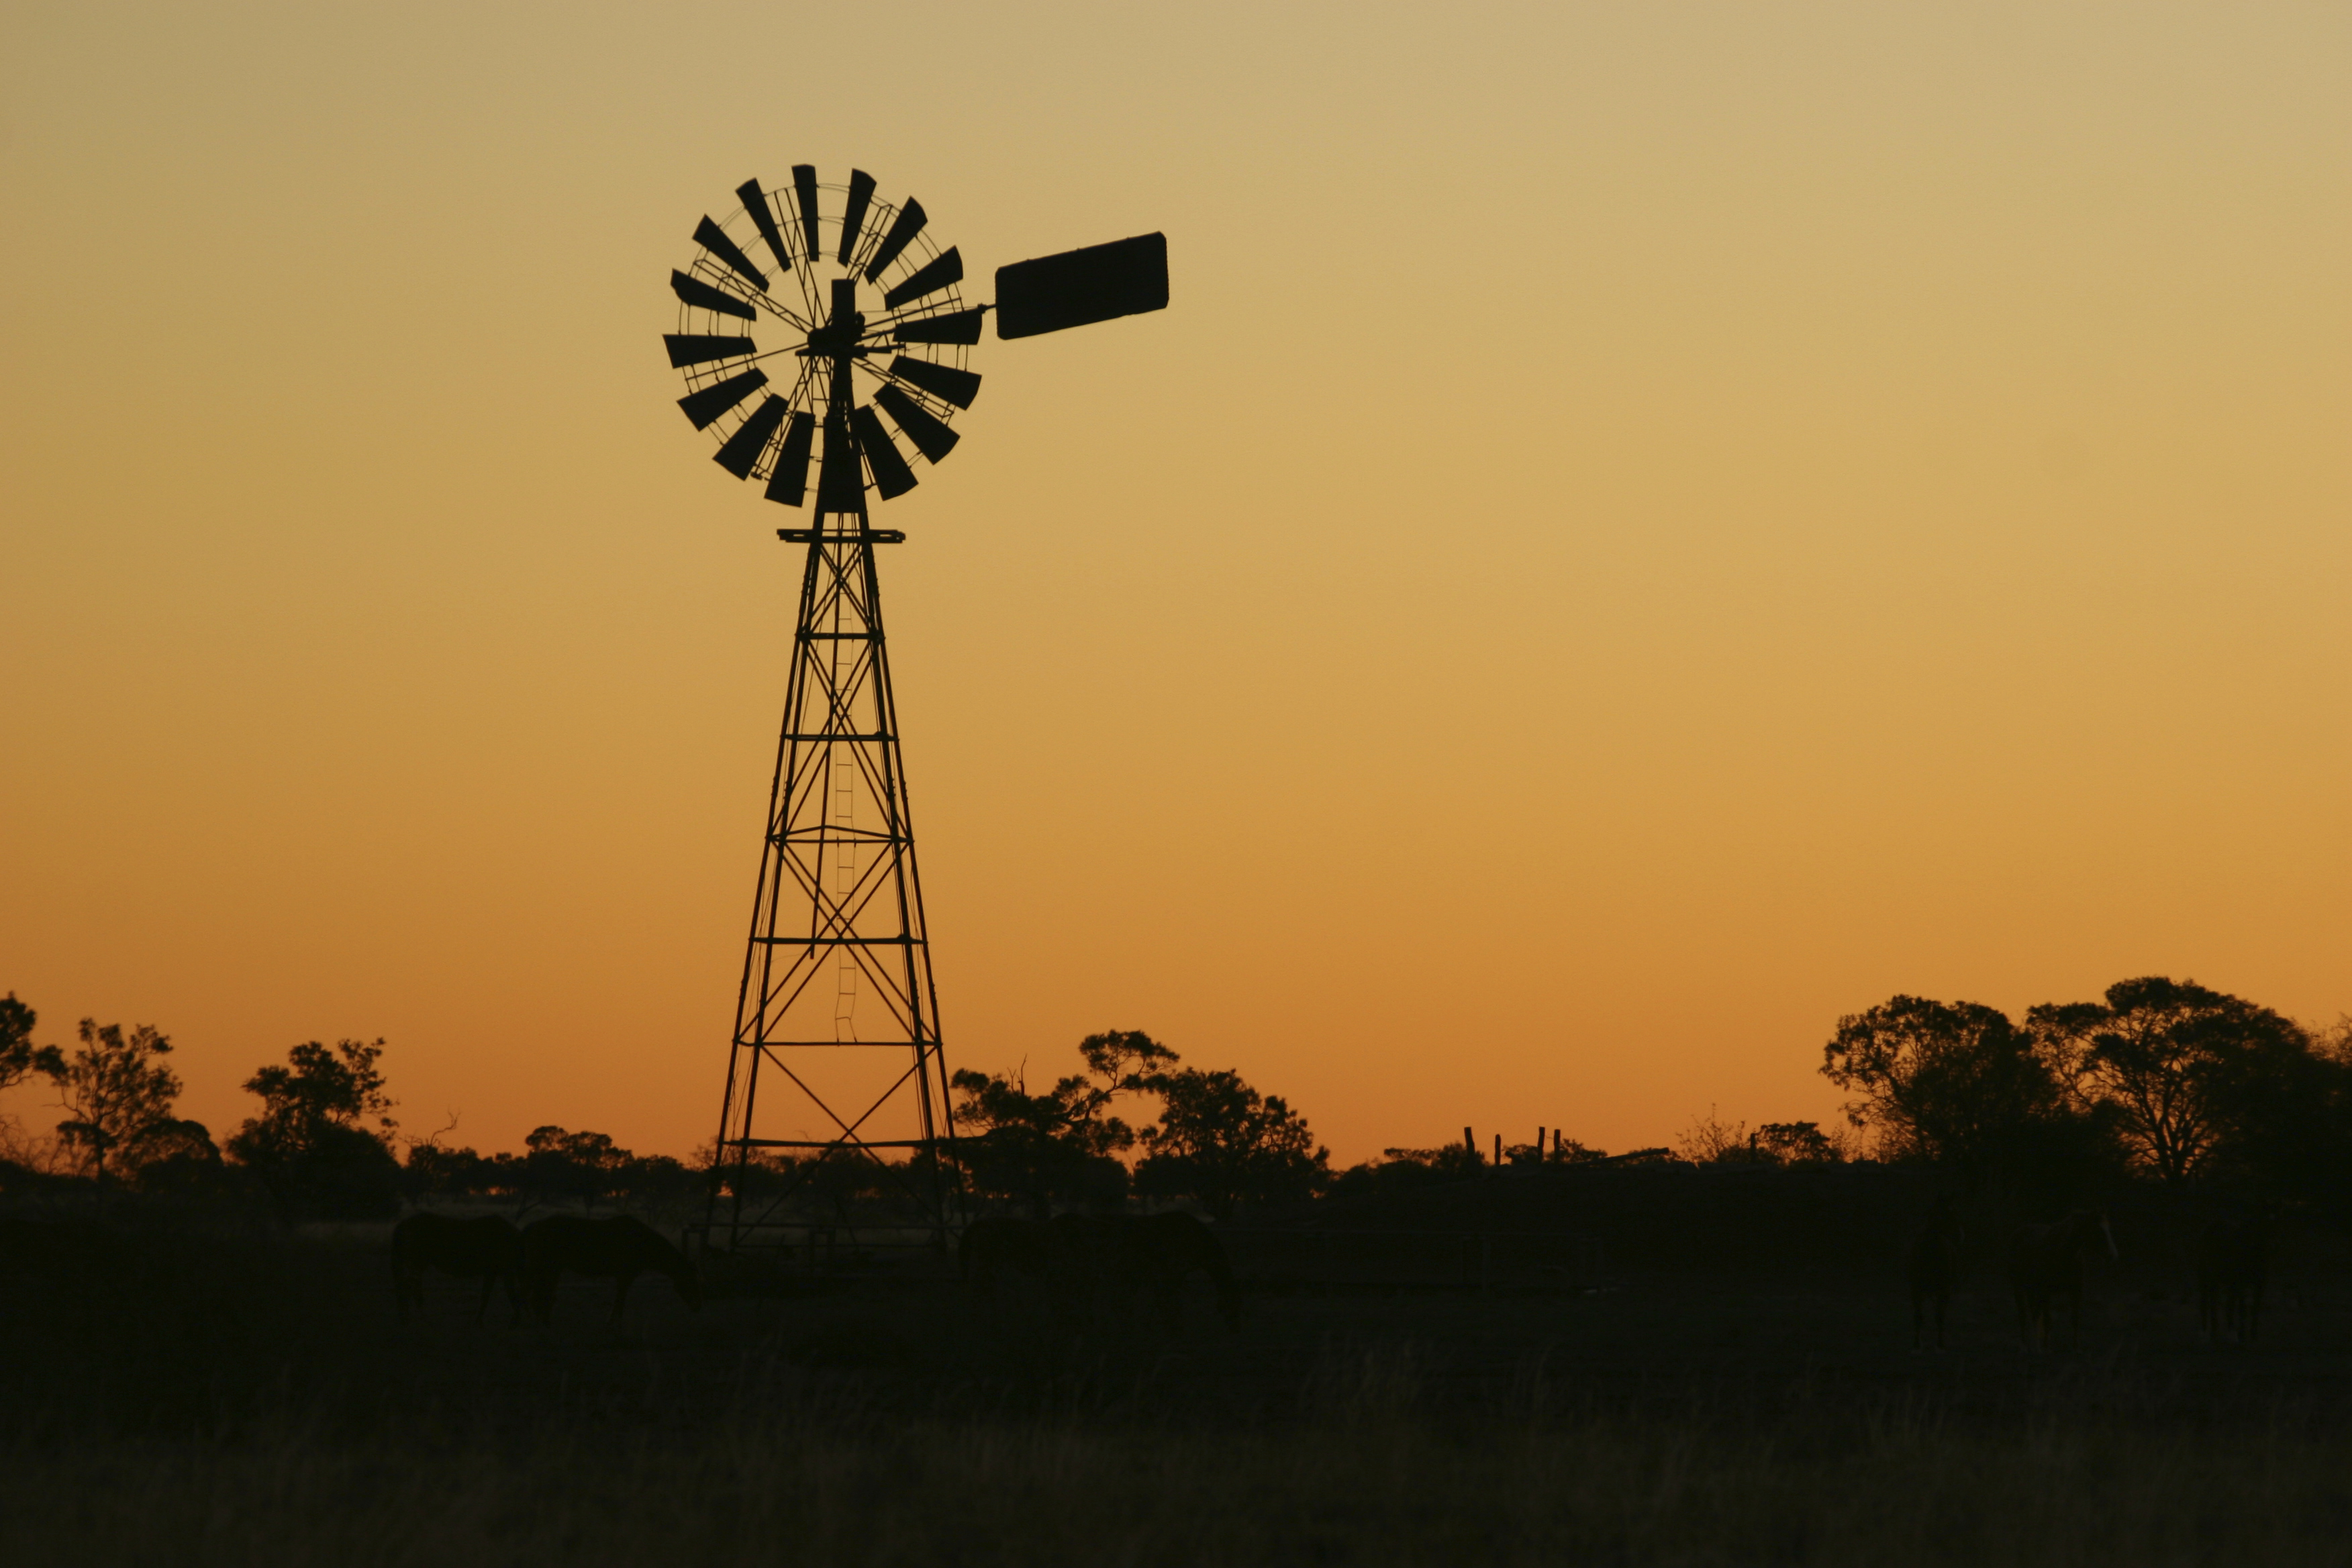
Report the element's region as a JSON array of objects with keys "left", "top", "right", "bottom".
[
  {"left": 1493, "top": 1132, "right": 1502, "bottom": 1168},
  {"left": 1465, "top": 1125, "right": 1475, "bottom": 1159}
]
